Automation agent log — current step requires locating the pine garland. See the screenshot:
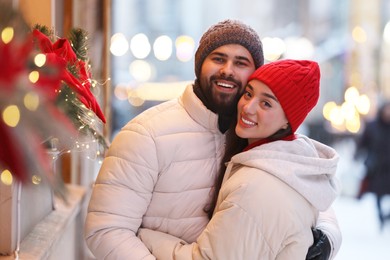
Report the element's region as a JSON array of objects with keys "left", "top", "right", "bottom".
[
  {"left": 32, "top": 24, "right": 54, "bottom": 39},
  {"left": 32, "top": 25, "right": 108, "bottom": 149},
  {"left": 68, "top": 28, "right": 89, "bottom": 62}
]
